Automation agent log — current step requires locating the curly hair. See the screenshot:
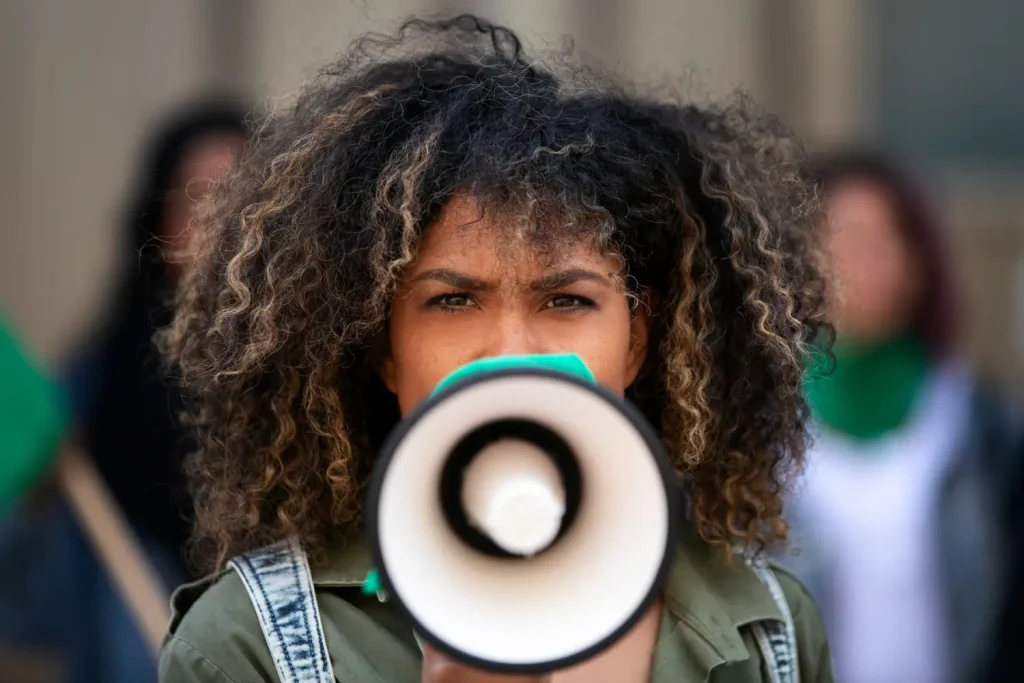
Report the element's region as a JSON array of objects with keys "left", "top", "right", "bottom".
[{"left": 162, "top": 15, "right": 828, "bottom": 572}]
